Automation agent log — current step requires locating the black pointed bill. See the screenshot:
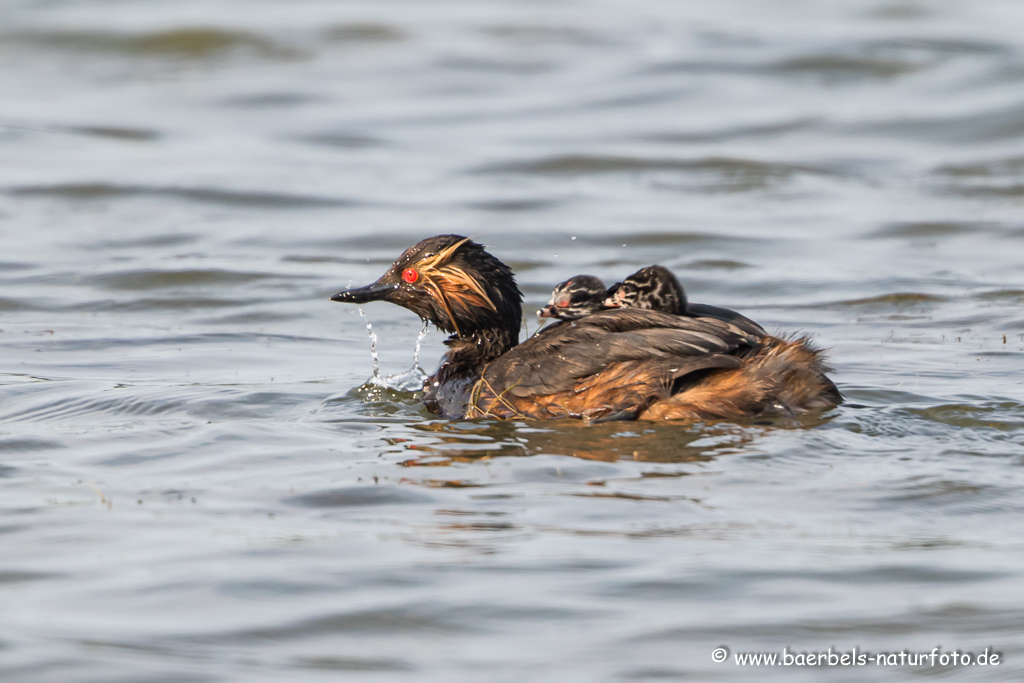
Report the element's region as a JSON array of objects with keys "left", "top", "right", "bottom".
[{"left": 330, "top": 281, "right": 397, "bottom": 304}]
